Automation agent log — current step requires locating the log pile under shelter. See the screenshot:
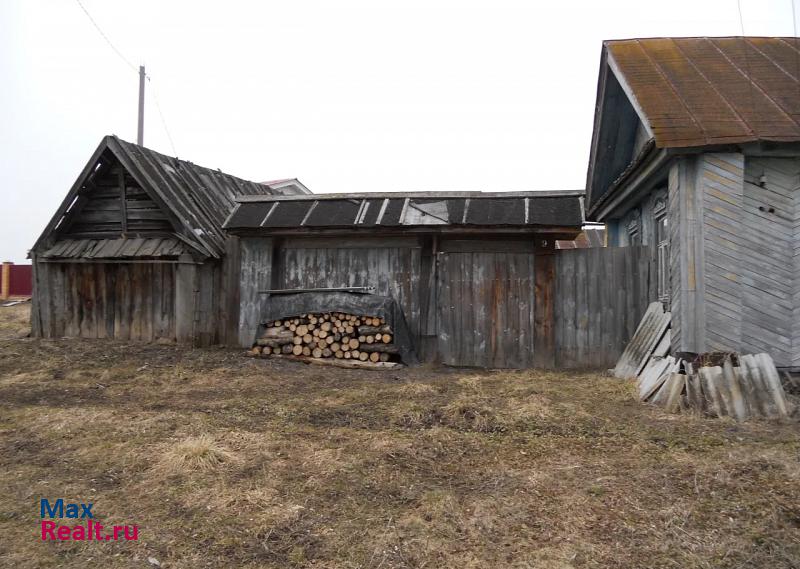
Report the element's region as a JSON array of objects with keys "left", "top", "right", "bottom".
[{"left": 246, "top": 312, "right": 402, "bottom": 368}]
